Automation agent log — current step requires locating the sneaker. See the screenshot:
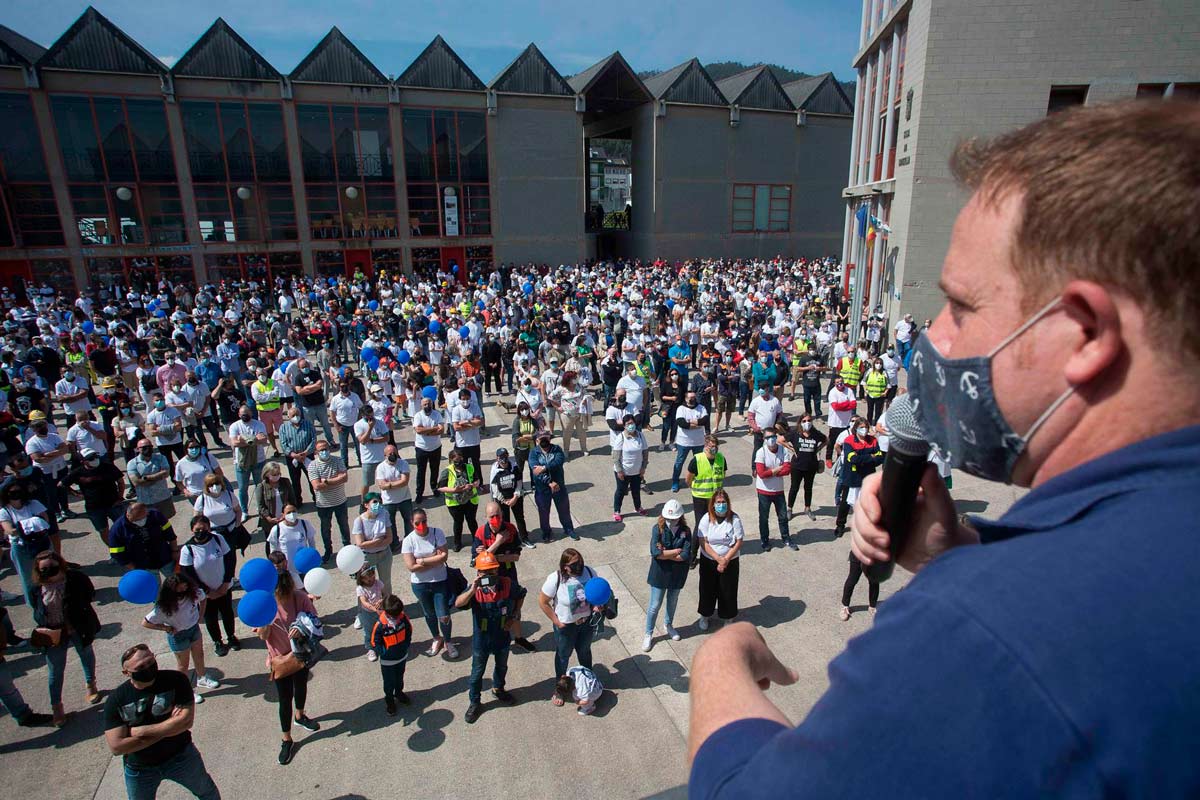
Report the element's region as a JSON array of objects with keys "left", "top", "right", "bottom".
[
  {"left": 825, "top": 459, "right": 833, "bottom": 469},
  {"left": 229, "top": 636, "right": 241, "bottom": 651},
  {"left": 85, "top": 684, "right": 103, "bottom": 704},
  {"left": 666, "top": 626, "right": 681, "bottom": 641},
  {"left": 567, "top": 530, "right": 579, "bottom": 541},
  {"left": 193, "top": 692, "right": 205, "bottom": 704},
  {"left": 195, "top": 674, "right": 219, "bottom": 690},
  {"left": 634, "top": 508, "right": 646, "bottom": 516},
  {"left": 444, "top": 641, "right": 459, "bottom": 660},
  {"left": 426, "top": 639, "right": 444, "bottom": 657},
  {"left": 17, "top": 712, "right": 53, "bottom": 727},
  {"left": 762, "top": 540, "right": 773, "bottom": 552},
  {"left": 492, "top": 688, "right": 515, "bottom": 704},
  {"left": 787, "top": 540, "right": 799, "bottom": 551},
  {"left": 839, "top": 606, "right": 851, "bottom": 621},
  {"left": 293, "top": 715, "right": 320, "bottom": 732},
  {"left": 278, "top": 740, "right": 294, "bottom": 765},
  {"left": 321, "top": 552, "right": 332, "bottom": 565},
  {"left": 642, "top": 484, "right": 654, "bottom": 495},
  {"left": 642, "top": 634, "right": 653, "bottom": 652},
  {"left": 465, "top": 702, "right": 482, "bottom": 724},
  {"left": 385, "top": 697, "right": 397, "bottom": 716},
  {"left": 807, "top": 508, "right": 816, "bottom": 521},
  {"left": 578, "top": 705, "right": 595, "bottom": 716},
  {"left": 353, "top": 617, "right": 363, "bottom": 630},
  {"left": 613, "top": 513, "right": 622, "bottom": 522},
  {"left": 542, "top": 532, "right": 552, "bottom": 544},
  {"left": 834, "top": 527, "right": 845, "bottom": 539},
  {"left": 366, "top": 650, "right": 378, "bottom": 662},
  {"left": 520, "top": 538, "right": 536, "bottom": 550},
  {"left": 214, "top": 641, "right": 229, "bottom": 657},
  {"left": 514, "top": 637, "right": 536, "bottom": 652},
  {"left": 671, "top": 483, "right": 679, "bottom": 493},
  {"left": 698, "top": 616, "right": 711, "bottom": 631}
]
